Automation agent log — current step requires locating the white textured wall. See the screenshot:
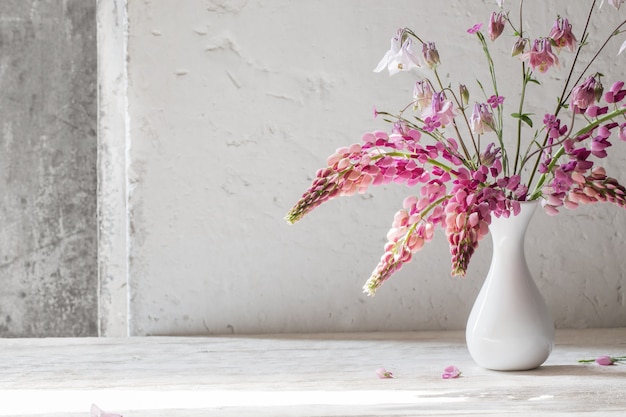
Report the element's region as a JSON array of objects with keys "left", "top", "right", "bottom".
[{"left": 119, "top": 0, "right": 626, "bottom": 335}]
